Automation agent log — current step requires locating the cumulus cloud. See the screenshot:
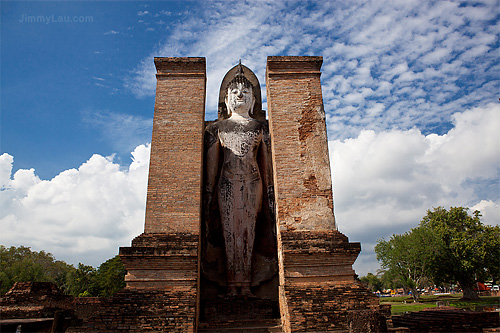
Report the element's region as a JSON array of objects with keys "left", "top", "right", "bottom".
[
  {"left": 0, "top": 145, "right": 150, "bottom": 267},
  {"left": 1, "top": 104, "right": 498, "bottom": 274},
  {"left": 331, "top": 103, "right": 500, "bottom": 275}
]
